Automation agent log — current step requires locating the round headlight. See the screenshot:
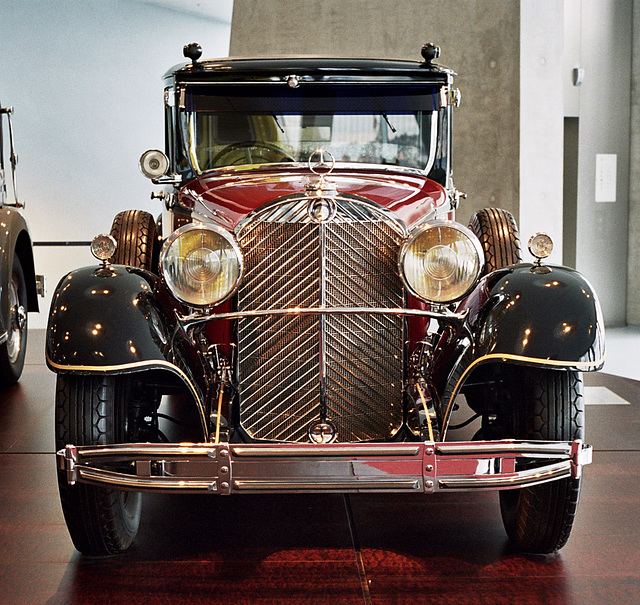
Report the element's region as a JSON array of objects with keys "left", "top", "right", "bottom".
[
  {"left": 400, "top": 221, "right": 483, "bottom": 303},
  {"left": 160, "top": 224, "right": 243, "bottom": 307}
]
